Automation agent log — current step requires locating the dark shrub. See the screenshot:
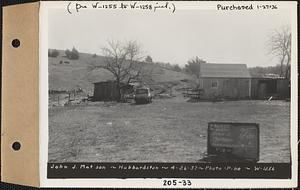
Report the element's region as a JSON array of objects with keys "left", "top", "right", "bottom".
[
  {"left": 48, "top": 49, "right": 60, "bottom": 57},
  {"left": 65, "top": 47, "right": 79, "bottom": 60}
]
